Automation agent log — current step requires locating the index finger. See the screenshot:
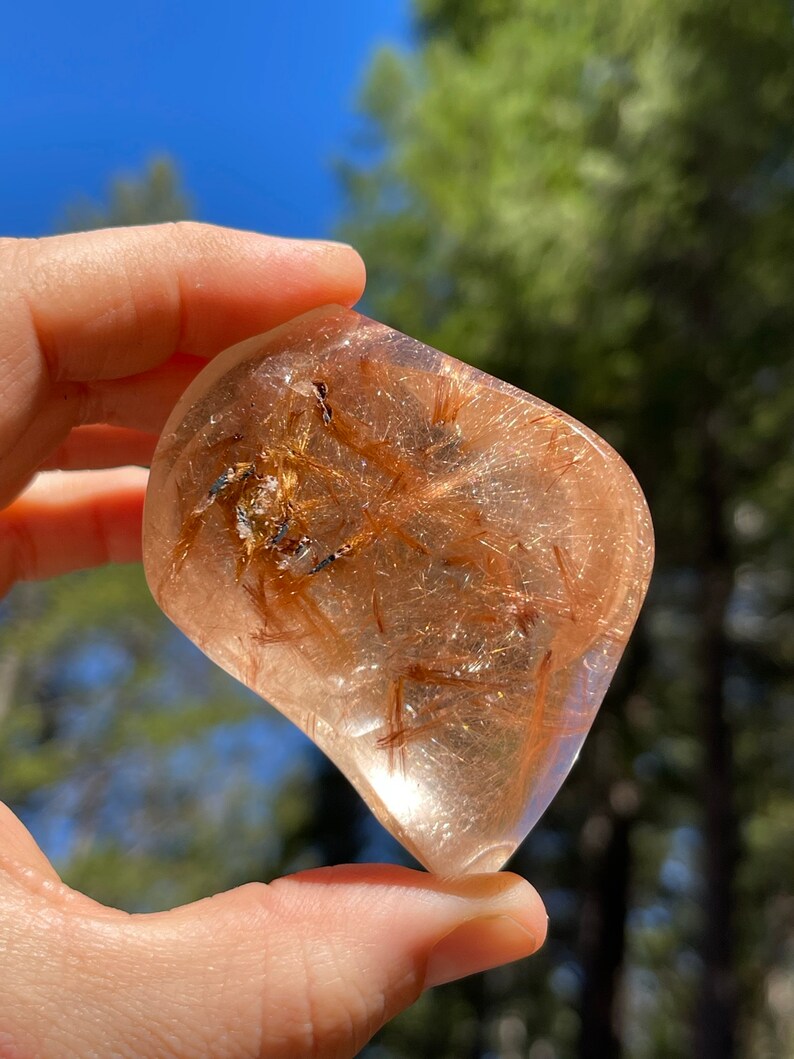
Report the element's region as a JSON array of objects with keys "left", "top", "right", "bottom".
[{"left": 0, "top": 223, "right": 365, "bottom": 455}]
